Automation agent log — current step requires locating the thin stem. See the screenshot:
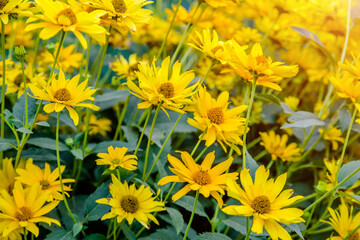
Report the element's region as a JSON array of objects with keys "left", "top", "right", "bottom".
[
  {"left": 199, "top": 60, "right": 216, "bottom": 86},
  {"left": 23, "top": 228, "right": 27, "bottom": 240},
  {"left": 20, "top": 60, "right": 28, "bottom": 126},
  {"left": 1, "top": 21, "right": 6, "bottom": 164},
  {"left": 242, "top": 78, "right": 257, "bottom": 170},
  {"left": 183, "top": 191, "right": 199, "bottom": 240},
  {"left": 244, "top": 217, "right": 253, "bottom": 240},
  {"left": 32, "top": 33, "right": 40, "bottom": 72},
  {"left": 156, "top": 0, "right": 183, "bottom": 60},
  {"left": 194, "top": 146, "right": 208, "bottom": 162},
  {"left": 344, "top": 224, "right": 360, "bottom": 240},
  {"left": 191, "top": 131, "right": 206, "bottom": 157},
  {"left": 142, "top": 103, "right": 162, "bottom": 181},
  {"left": 49, "top": 31, "right": 66, "bottom": 79},
  {"left": 266, "top": 159, "right": 275, "bottom": 169},
  {"left": 56, "top": 112, "right": 77, "bottom": 223},
  {"left": 114, "top": 96, "right": 130, "bottom": 141},
  {"left": 134, "top": 109, "right": 151, "bottom": 156},
  {"left": 288, "top": 193, "right": 317, "bottom": 207},
  {"left": 144, "top": 112, "right": 184, "bottom": 182},
  {"left": 0, "top": 114, "right": 20, "bottom": 150},
  {"left": 113, "top": 219, "right": 117, "bottom": 240}
]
